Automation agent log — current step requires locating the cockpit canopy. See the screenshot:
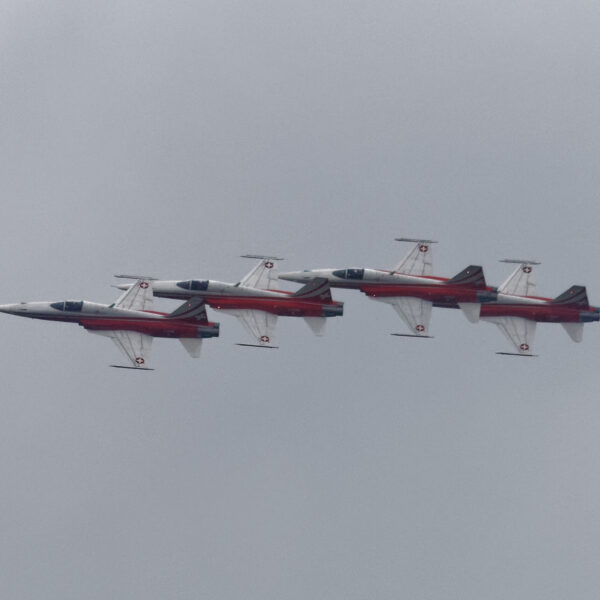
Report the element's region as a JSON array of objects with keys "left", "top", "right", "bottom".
[
  {"left": 50, "top": 301, "right": 84, "bottom": 312},
  {"left": 176, "top": 280, "right": 209, "bottom": 291},
  {"left": 331, "top": 268, "right": 365, "bottom": 280}
]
